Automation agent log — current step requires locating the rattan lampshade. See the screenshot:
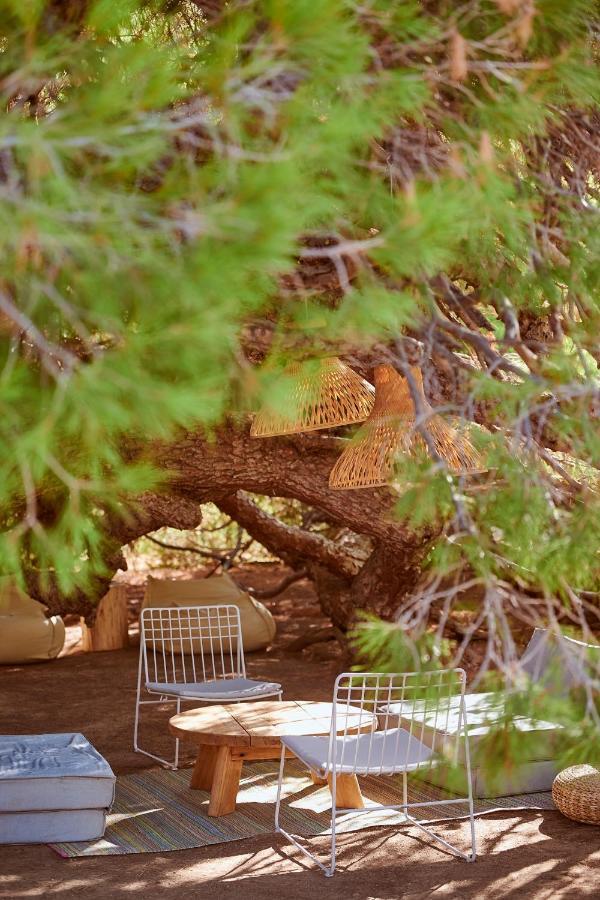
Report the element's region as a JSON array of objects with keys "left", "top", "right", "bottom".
[
  {"left": 250, "top": 357, "right": 375, "bottom": 437},
  {"left": 329, "top": 365, "right": 482, "bottom": 489}
]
